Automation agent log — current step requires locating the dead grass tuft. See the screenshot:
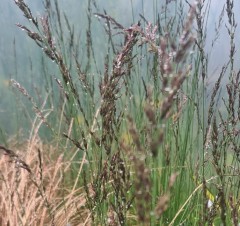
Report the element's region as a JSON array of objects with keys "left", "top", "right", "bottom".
[{"left": 0, "top": 138, "right": 90, "bottom": 226}]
